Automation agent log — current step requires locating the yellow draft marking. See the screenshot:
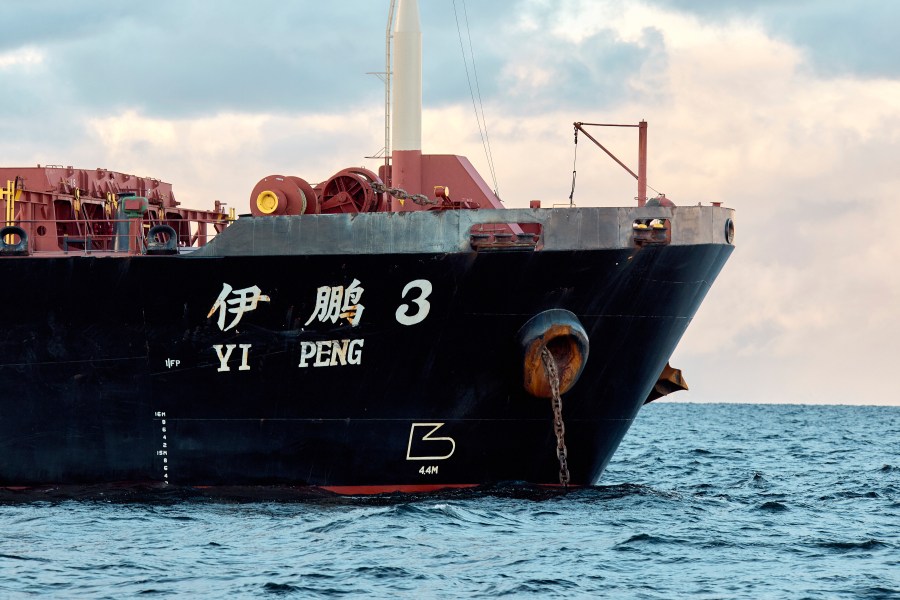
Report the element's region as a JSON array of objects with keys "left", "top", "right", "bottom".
[{"left": 256, "top": 190, "right": 279, "bottom": 214}]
